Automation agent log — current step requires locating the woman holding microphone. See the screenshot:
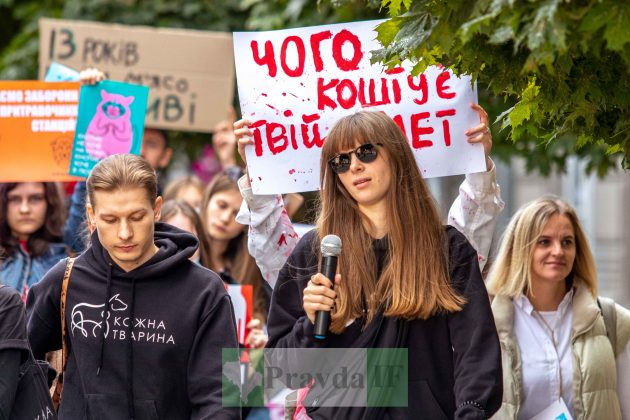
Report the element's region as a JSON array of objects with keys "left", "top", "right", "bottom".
[{"left": 263, "top": 110, "right": 503, "bottom": 419}]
